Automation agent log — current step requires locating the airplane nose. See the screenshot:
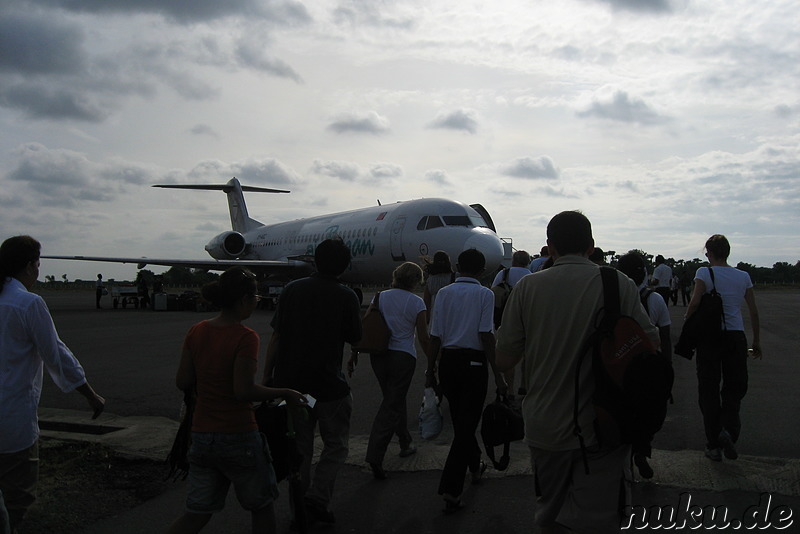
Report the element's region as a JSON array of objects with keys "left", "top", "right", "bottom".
[{"left": 464, "top": 231, "right": 505, "bottom": 273}]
